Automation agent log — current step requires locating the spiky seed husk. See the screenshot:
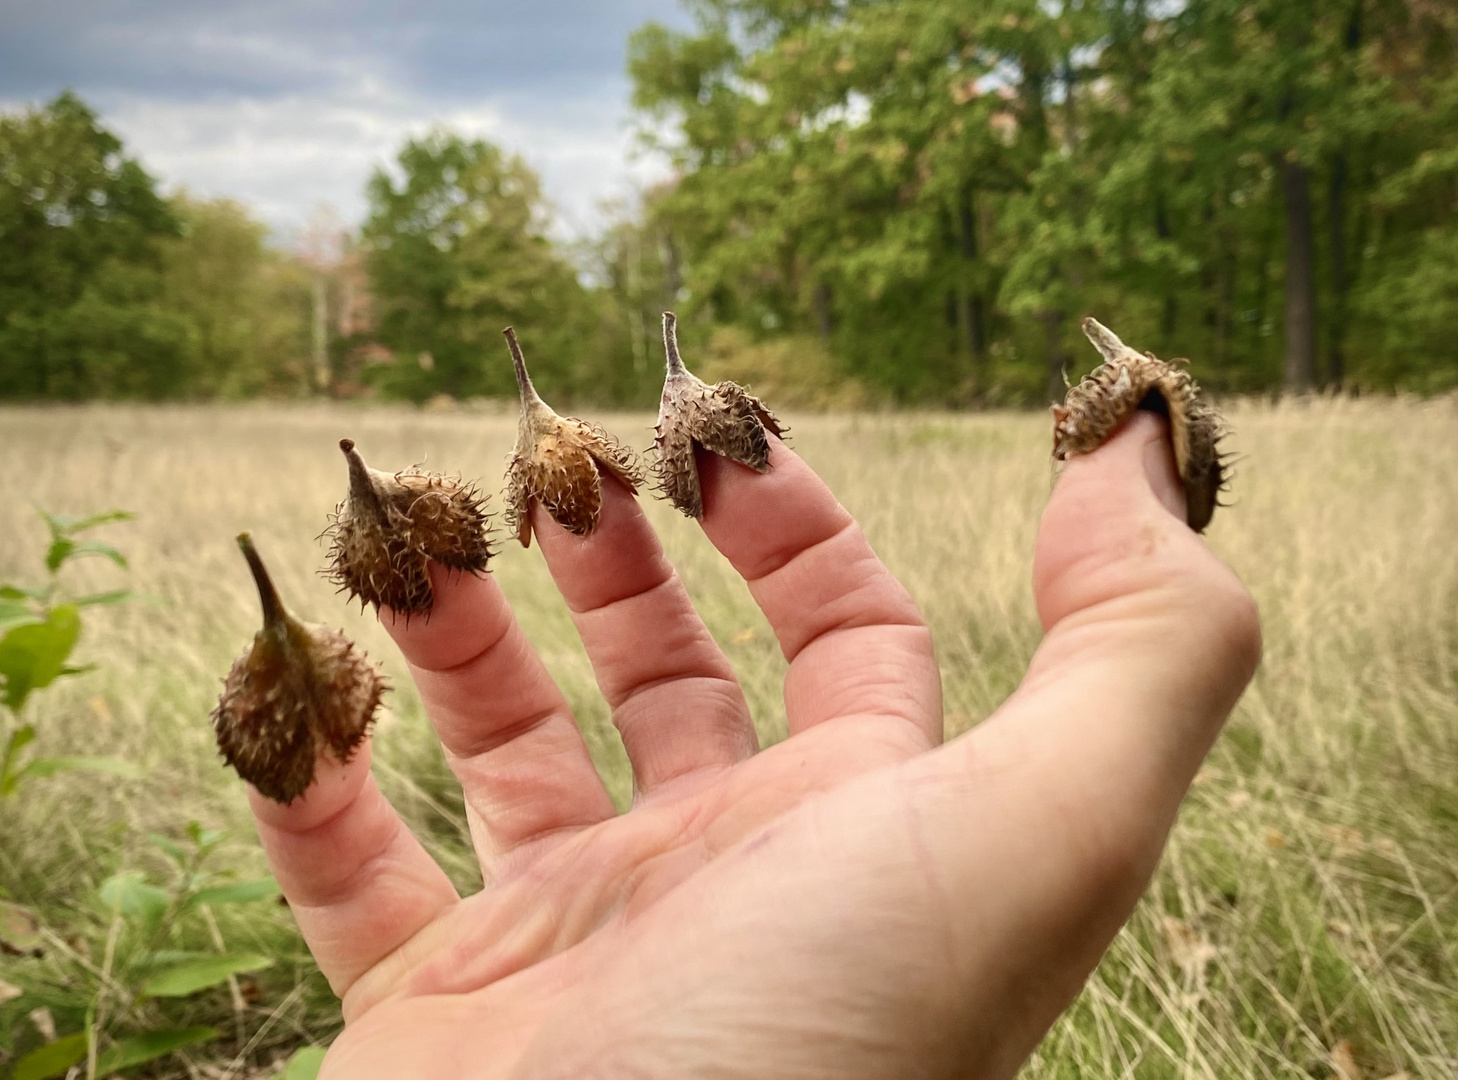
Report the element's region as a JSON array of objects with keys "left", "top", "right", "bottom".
[
  {"left": 503, "top": 327, "right": 642, "bottom": 547},
  {"left": 651, "top": 311, "right": 785, "bottom": 519},
  {"left": 212, "top": 533, "right": 386, "bottom": 803},
  {"left": 1053, "top": 317, "right": 1229, "bottom": 532},
  {"left": 324, "top": 439, "right": 492, "bottom": 616}
]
